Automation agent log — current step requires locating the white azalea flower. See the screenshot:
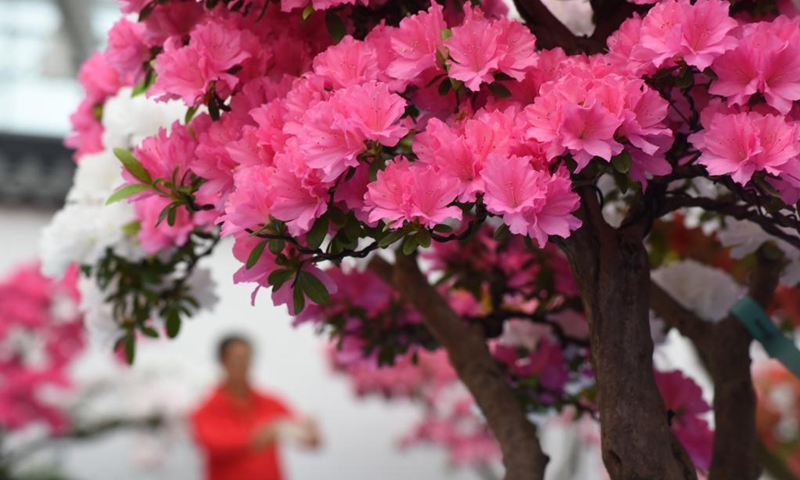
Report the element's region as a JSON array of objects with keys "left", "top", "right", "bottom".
[
  {"left": 101, "top": 87, "right": 186, "bottom": 151},
  {"left": 652, "top": 259, "right": 745, "bottom": 323}
]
